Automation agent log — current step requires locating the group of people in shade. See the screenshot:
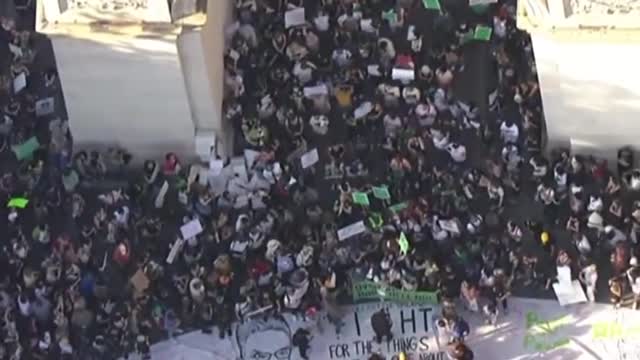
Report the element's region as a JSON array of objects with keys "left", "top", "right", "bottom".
[{"left": 1, "top": 0, "right": 640, "bottom": 360}]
